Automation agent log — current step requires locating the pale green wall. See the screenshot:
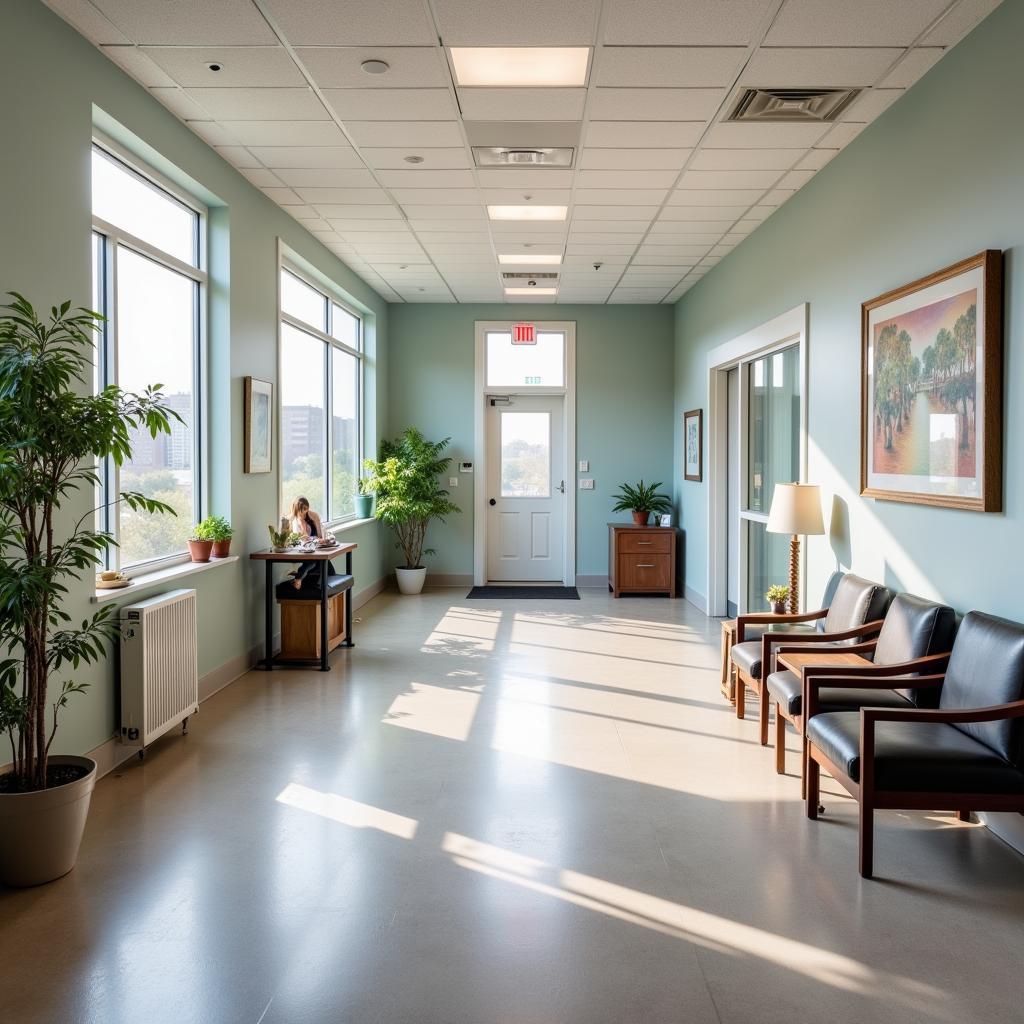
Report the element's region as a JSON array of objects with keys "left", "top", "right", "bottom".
[
  {"left": 0, "top": 0, "right": 390, "bottom": 757},
  {"left": 388, "top": 304, "right": 675, "bottom": 577},
  {"left": 673, "top": 0, "right": 1023, "bottom": 617}
]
